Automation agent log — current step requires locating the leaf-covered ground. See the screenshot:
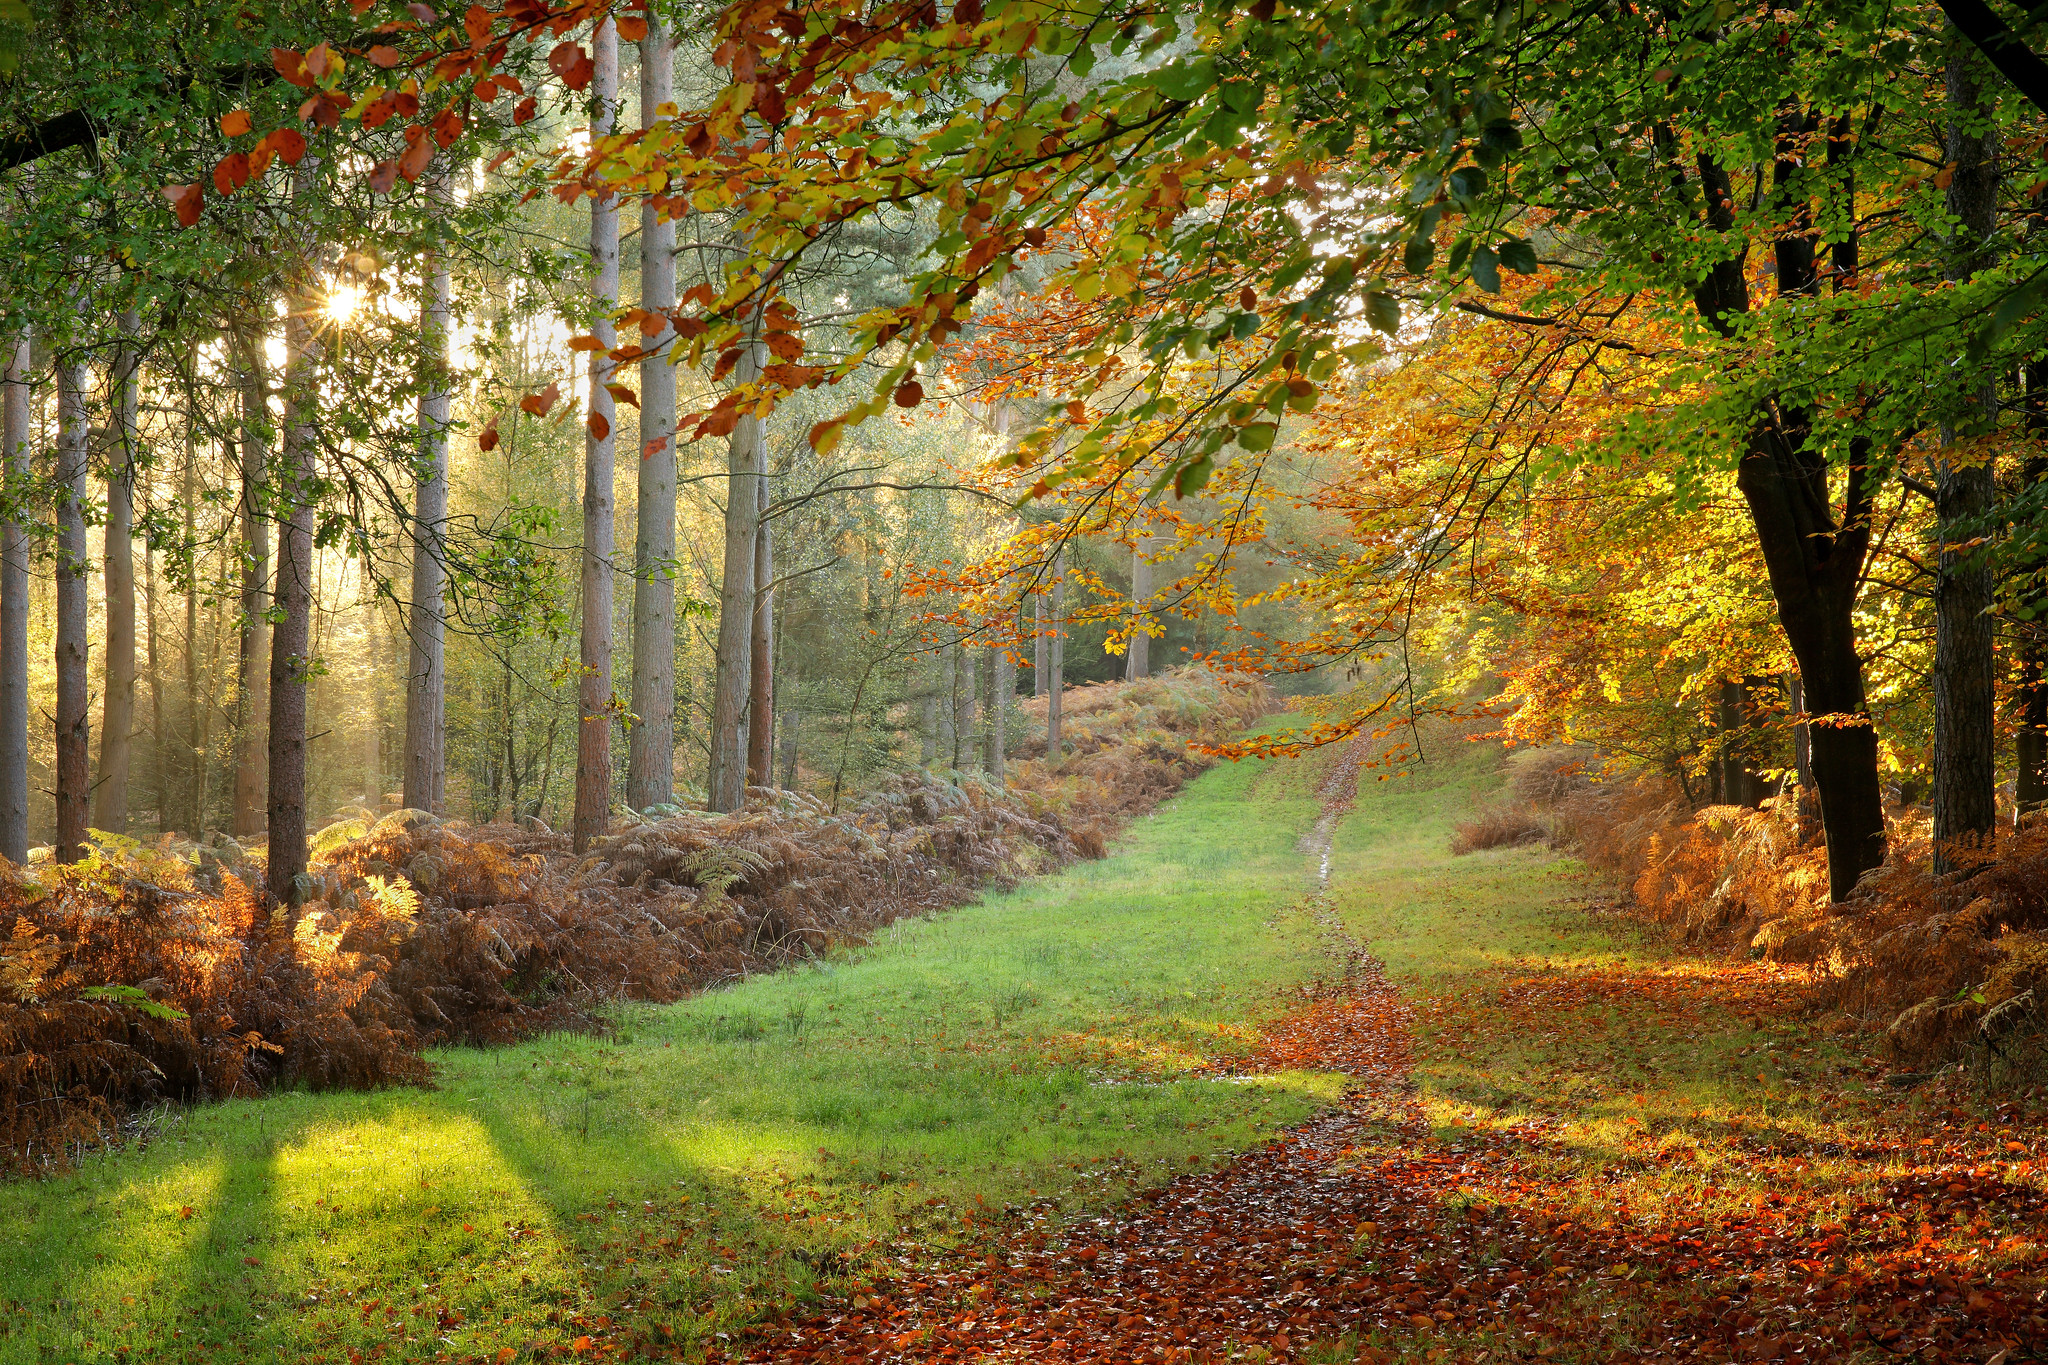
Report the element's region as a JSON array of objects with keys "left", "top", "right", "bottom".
[{"left": 712, "top": 745, "right": 2048, "bottom": 1365}]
